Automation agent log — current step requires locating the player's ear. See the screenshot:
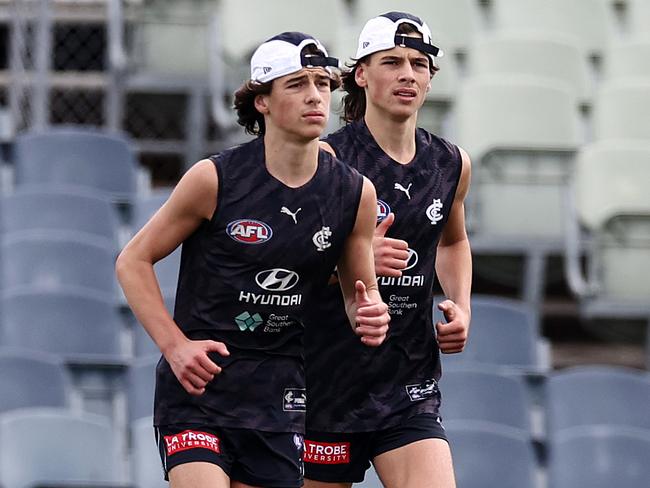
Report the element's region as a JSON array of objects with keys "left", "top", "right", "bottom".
[
  {"left": 355, "top": 64, "right": 368, "bottom": 88},
  {"left": 254, "top": 94, "right": 270, "bottom": 114}
]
